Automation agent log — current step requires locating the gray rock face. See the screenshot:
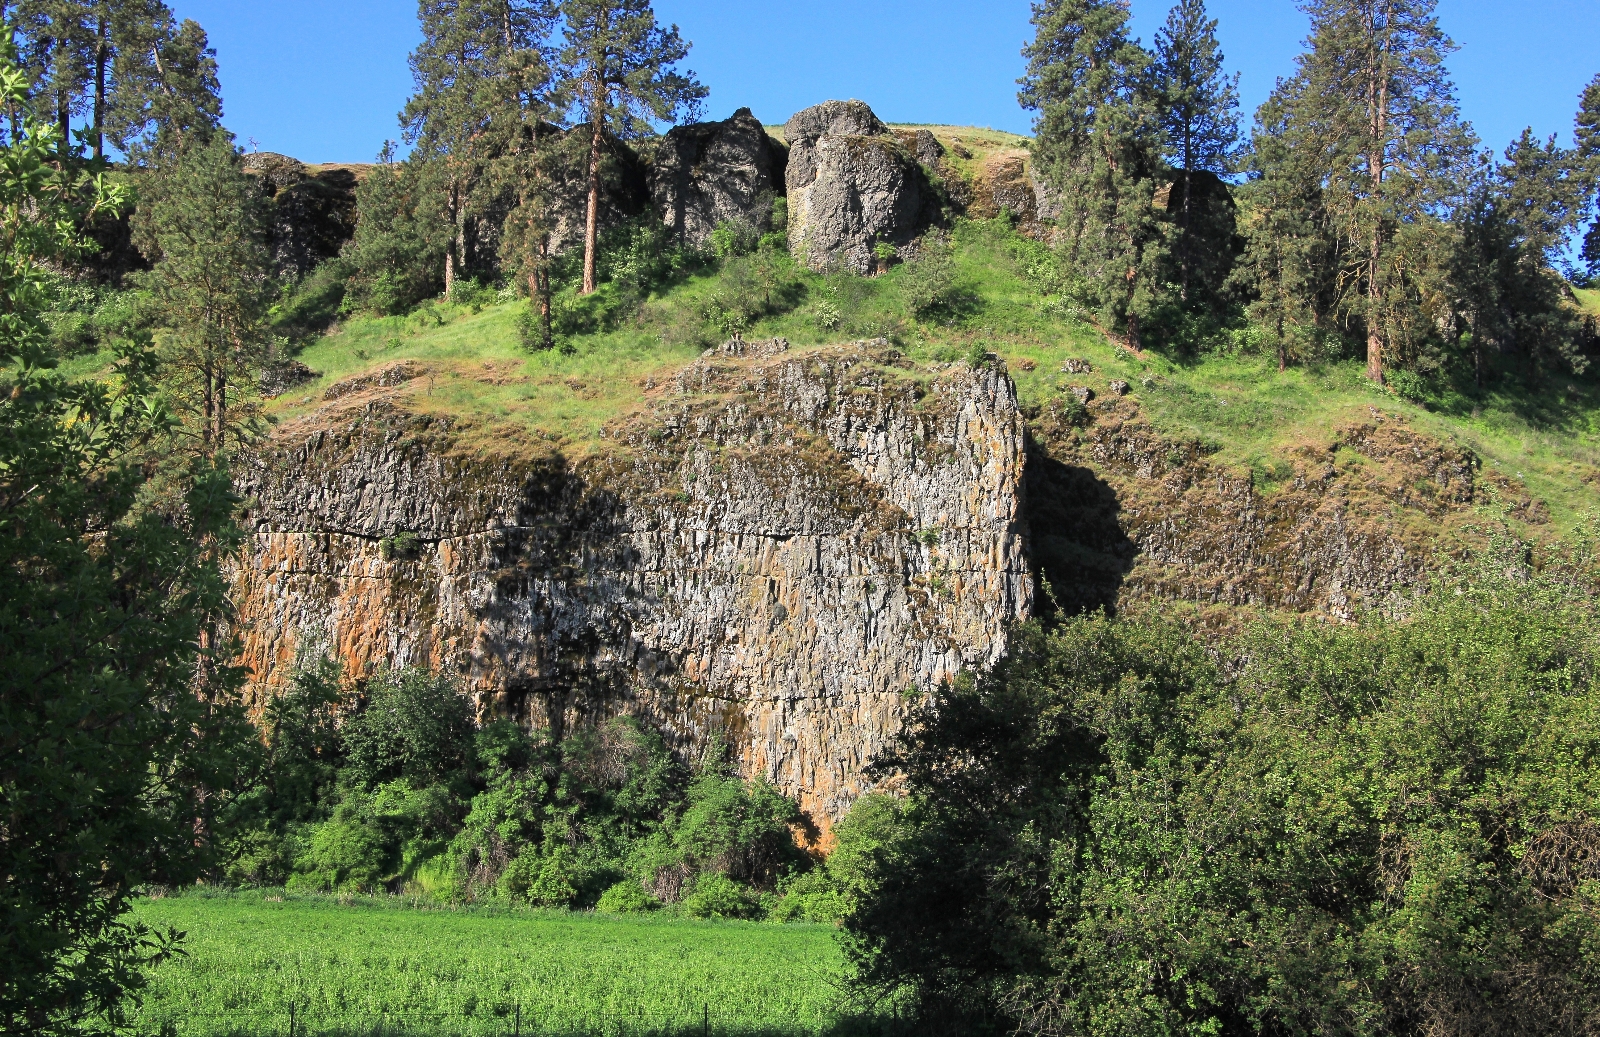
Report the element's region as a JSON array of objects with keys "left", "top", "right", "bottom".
[
  {"left": 232, "top": 343, "right": 1032, "bottom": 827},
  {"left": 650, "top": 108, "right": 787, "bottom": 248},
  {"left": 784, "top": 101, "right": 937, "bottom": 274},
  {"left": 242, "top": 152, "right": 359, "bottom": 279}
]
